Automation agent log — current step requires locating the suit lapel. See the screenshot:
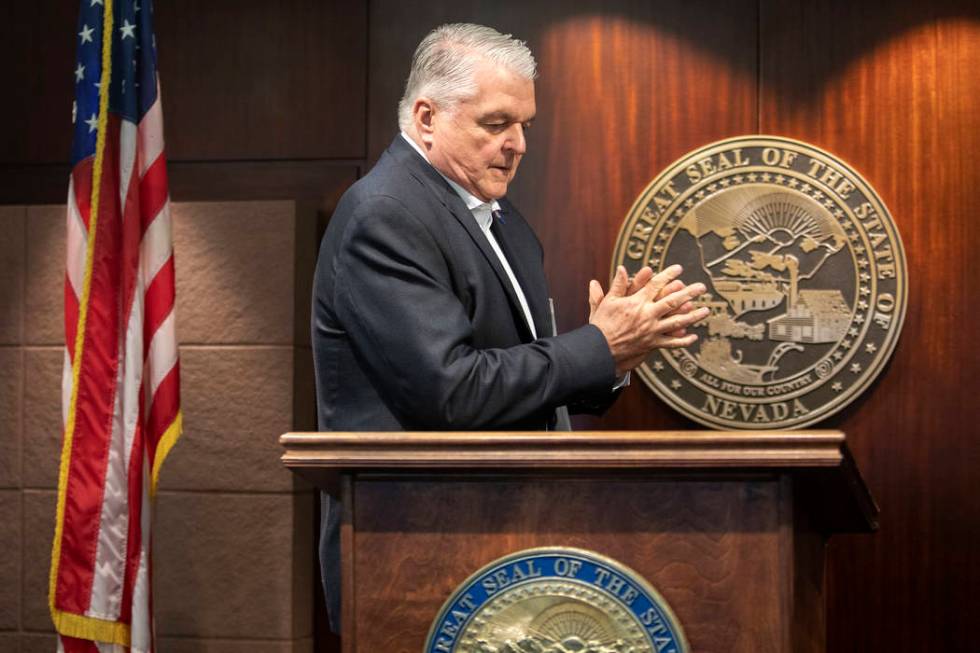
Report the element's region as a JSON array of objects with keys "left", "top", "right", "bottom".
[
  {"left": 489, "top": 210, "right": 551, "bottom": 339},
  {"left": 390, "top": 138, "right": 537, "bottom": 340}
]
